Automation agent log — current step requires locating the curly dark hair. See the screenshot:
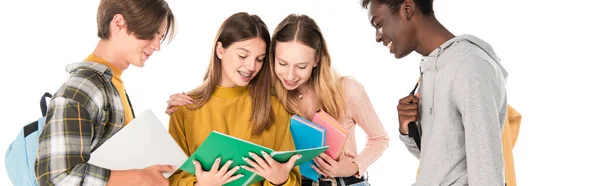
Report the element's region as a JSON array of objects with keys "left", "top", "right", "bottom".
[{"left": 360, "top": 0, "right": 433, "bottom": 15}]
